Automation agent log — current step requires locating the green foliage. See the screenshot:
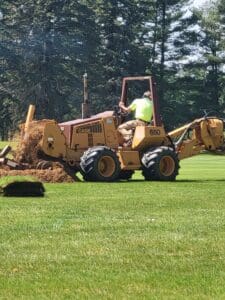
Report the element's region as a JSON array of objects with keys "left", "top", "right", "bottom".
[
  {"left": 0, "top": 0, "right": 100, "bottom": 121},
  {"left": 0, "top": 0, "right": 224, "bottom": 138},
  {"left": 197, "top": 7, "right": 224, "bottom": 107},
  {"left": 0, "top": 98, "right": 20, "bottom": 140}
]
